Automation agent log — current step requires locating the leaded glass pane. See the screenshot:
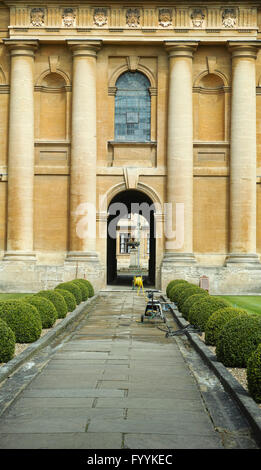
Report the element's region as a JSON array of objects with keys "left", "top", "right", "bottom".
[{"left": 115, "top": 72, "right": 151, "bottom": 142}]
